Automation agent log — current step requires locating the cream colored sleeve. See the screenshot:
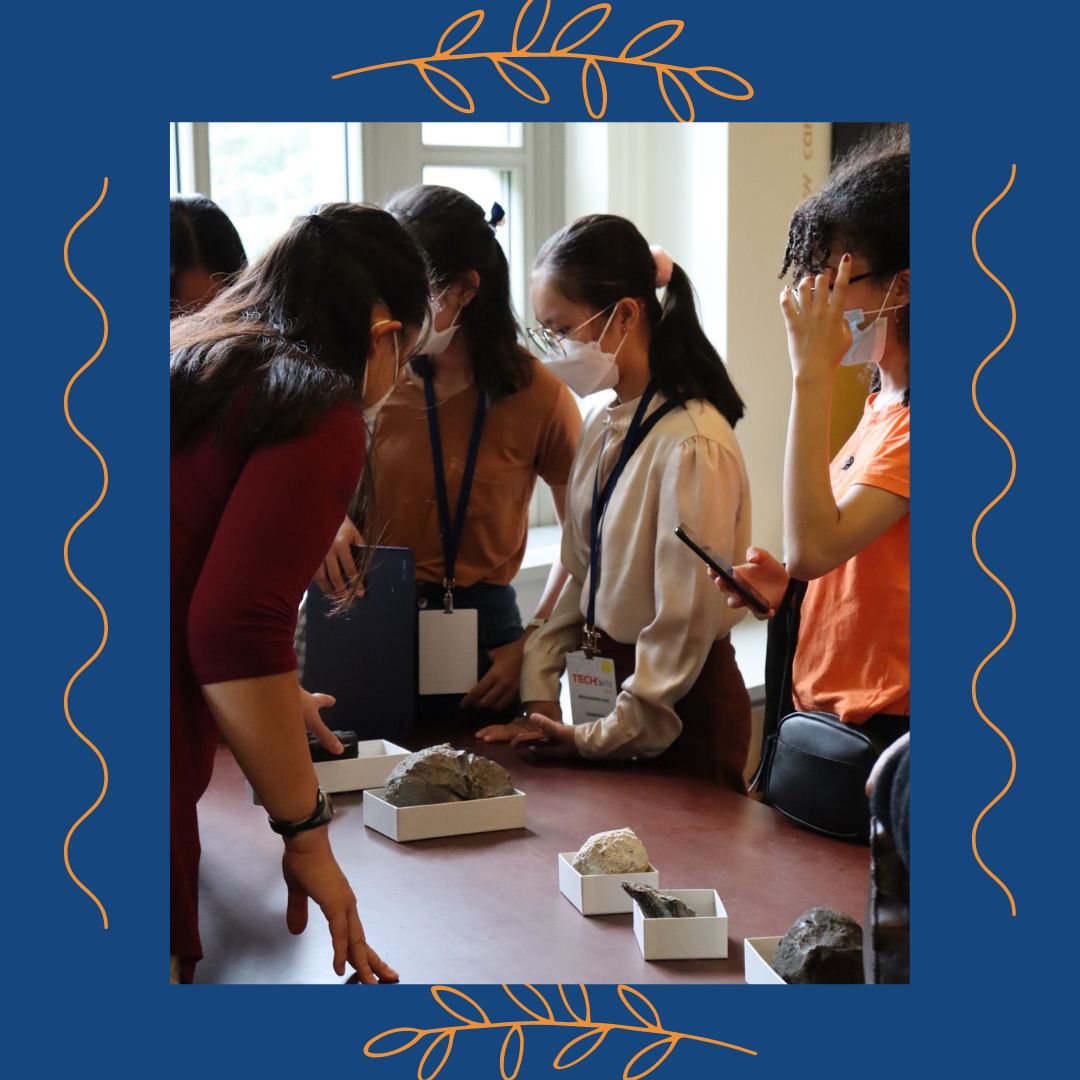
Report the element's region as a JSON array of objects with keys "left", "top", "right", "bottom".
[
  {"left": 520, "top": 571, "right": 584, "bottom": 703},
  {"left": 574, "top": 437, "right": 748, "bottom": 759}
]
